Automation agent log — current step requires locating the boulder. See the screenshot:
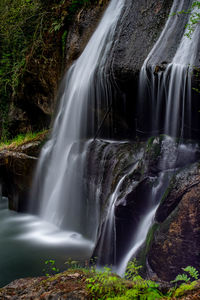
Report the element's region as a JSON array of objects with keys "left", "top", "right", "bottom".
[
  {"left": 146, "top": 163, "right": 200, "bottom": 281},
  {"left": 0, "top": 132, "right": 48, "bottom": 211}
]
